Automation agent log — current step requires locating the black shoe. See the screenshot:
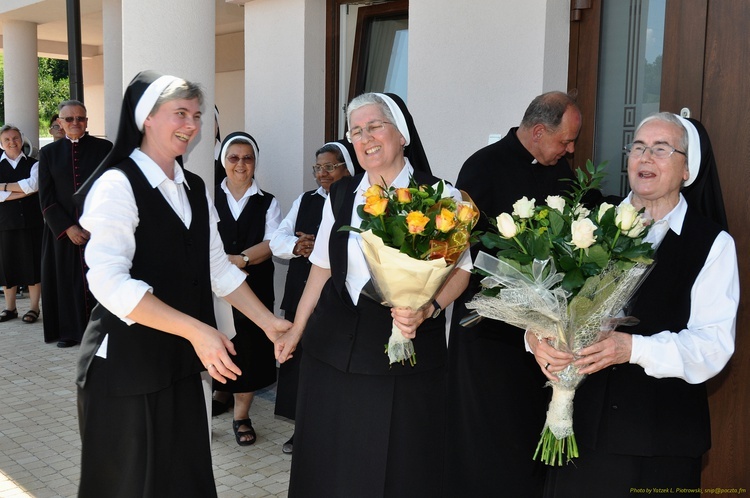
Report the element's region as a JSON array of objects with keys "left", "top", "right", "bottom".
[
  {"left": 282, "top": 435, "right": 294, "bottom": 454},
  {"left": 57, "top": 339, "right": 78, "bottom": 348}
]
